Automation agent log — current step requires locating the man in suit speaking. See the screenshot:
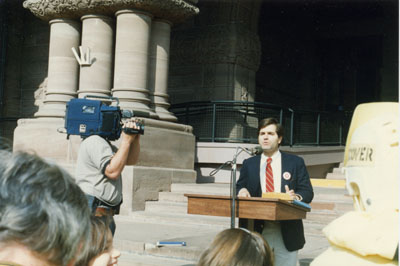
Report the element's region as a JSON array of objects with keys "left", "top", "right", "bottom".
[{"left": 237, "top": 117, "right": 314, "bottom": 266}]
